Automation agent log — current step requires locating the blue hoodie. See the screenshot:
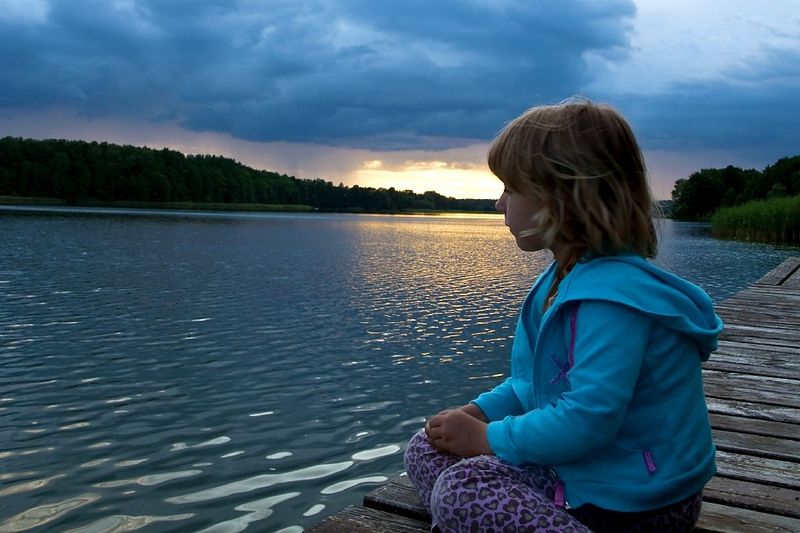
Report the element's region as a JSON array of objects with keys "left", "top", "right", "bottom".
[{"left": 473, "top": 254, "right": 723, "bottom": 512}]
